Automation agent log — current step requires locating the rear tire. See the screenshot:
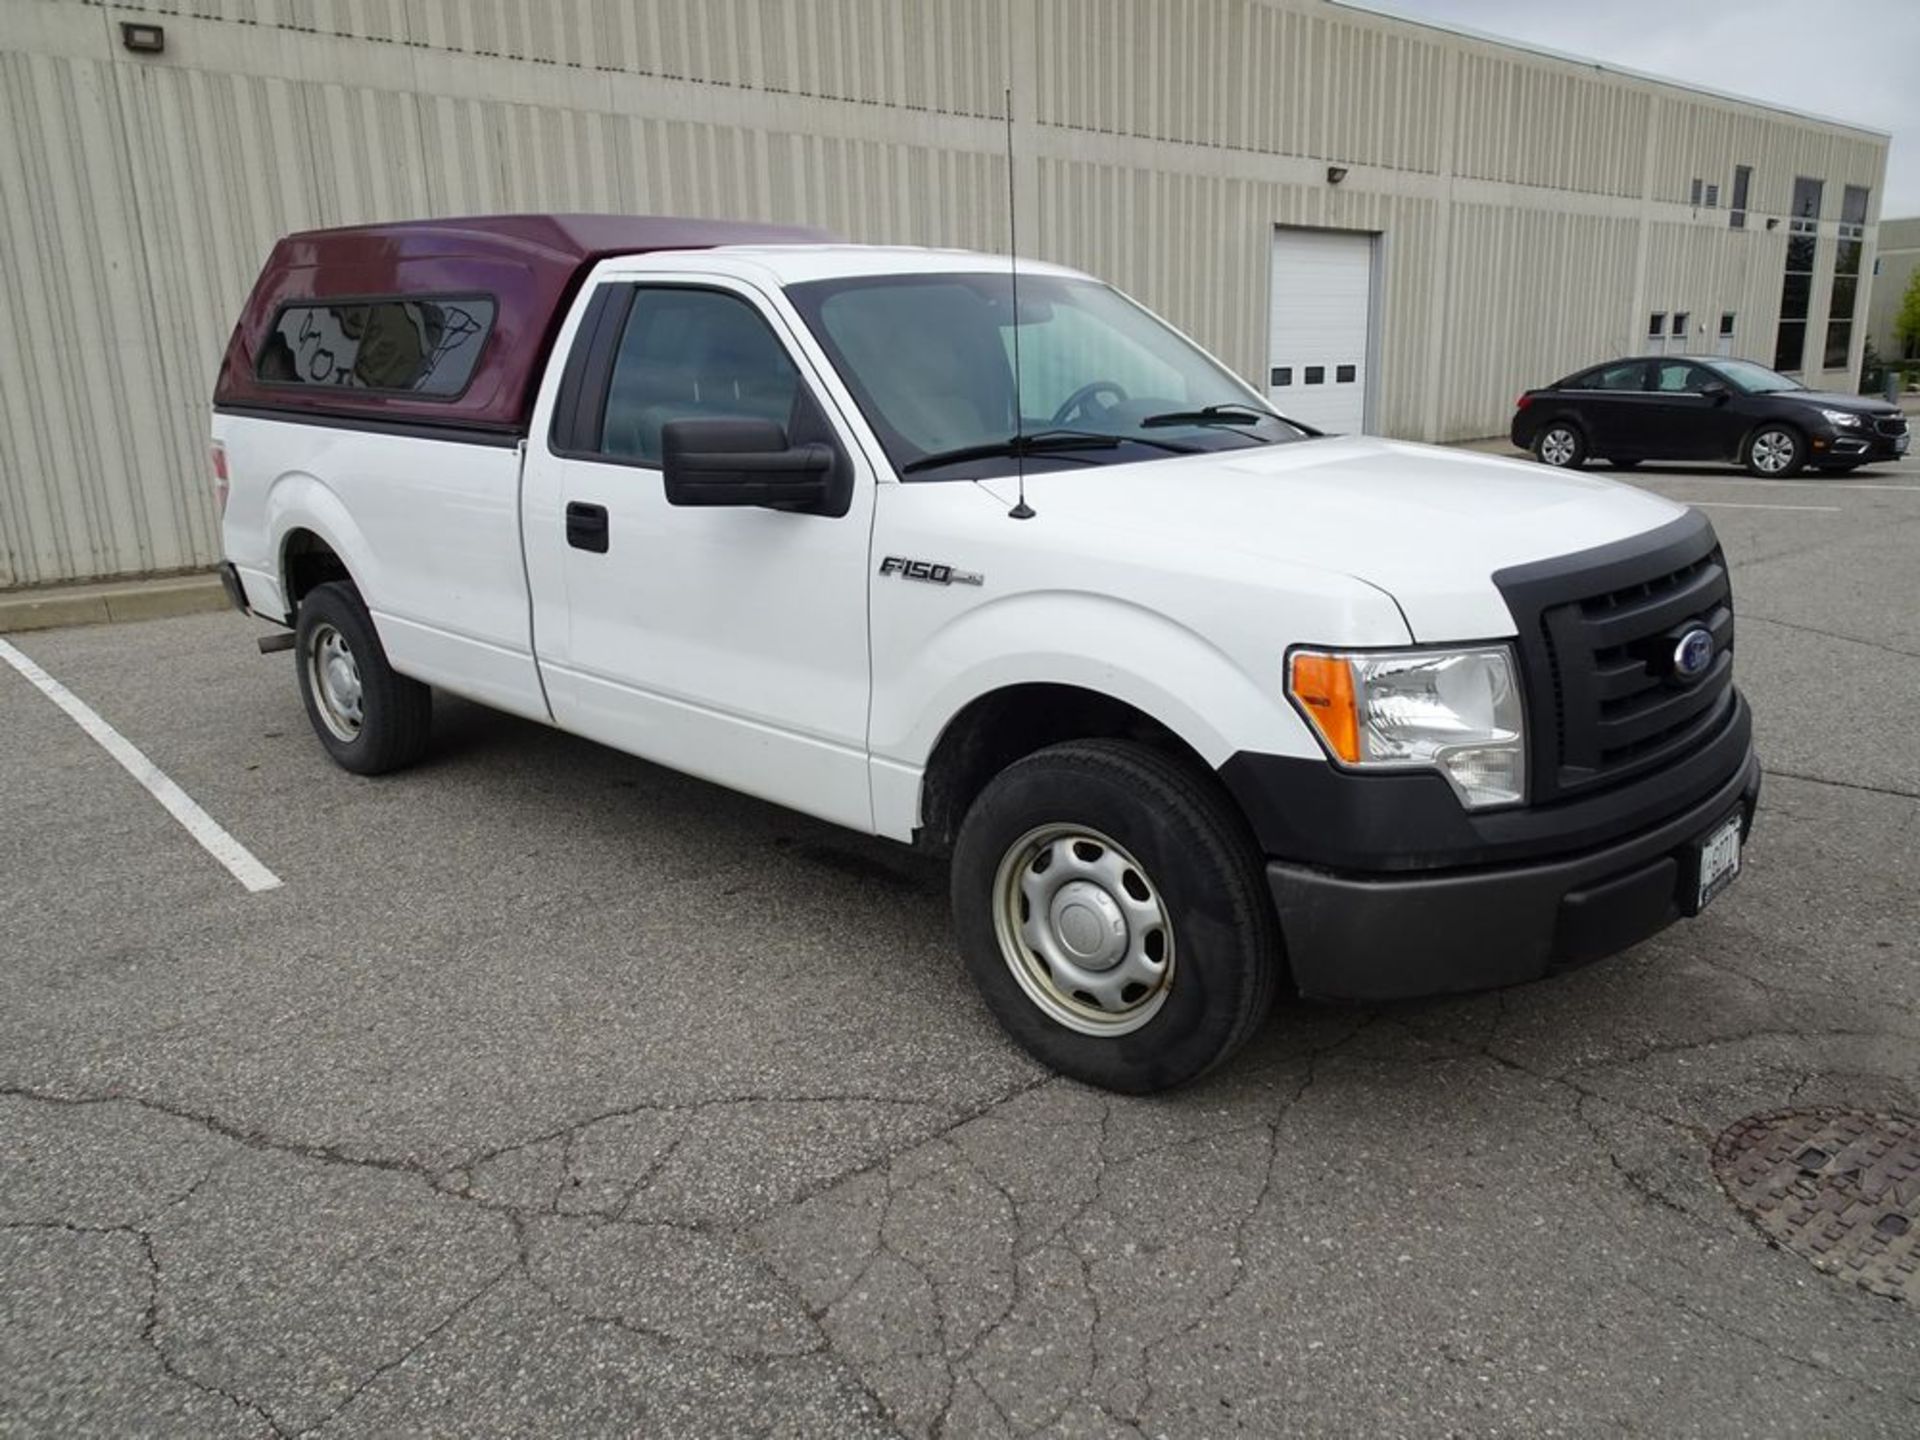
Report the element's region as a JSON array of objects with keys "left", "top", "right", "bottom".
[
  {"left": 950, "top": 739, "right": 1282, "bottom": 1093},
  {"left": 1532, "top": 422, "right": 1586, "bottom": 469},
  {"left": 1743, "top": 424, "right": 1806, "bottom": 477},
  {"left": 294, "top": 580, "right": 432, "bottom": 775}
]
